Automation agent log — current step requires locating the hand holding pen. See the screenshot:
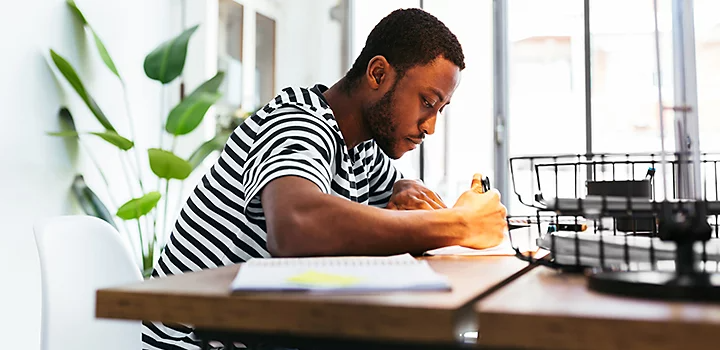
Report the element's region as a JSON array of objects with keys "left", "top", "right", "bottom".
[{"left": 453, "top": 173, "right": 507, "bottom": 249}]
